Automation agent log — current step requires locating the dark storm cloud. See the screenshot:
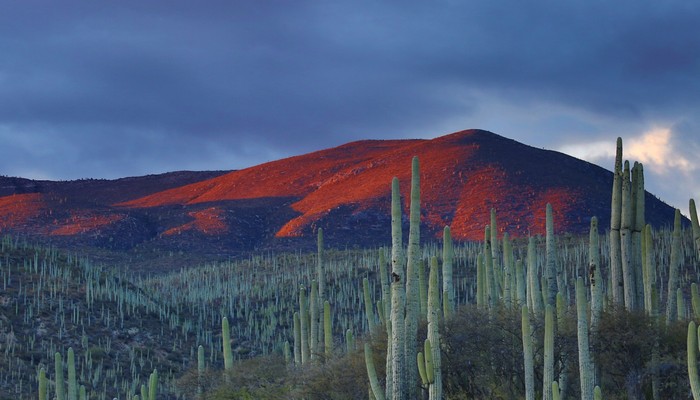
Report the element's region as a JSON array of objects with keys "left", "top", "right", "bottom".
[{"left": 0, "top": 1, "right": 699, "bottom": 183}]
